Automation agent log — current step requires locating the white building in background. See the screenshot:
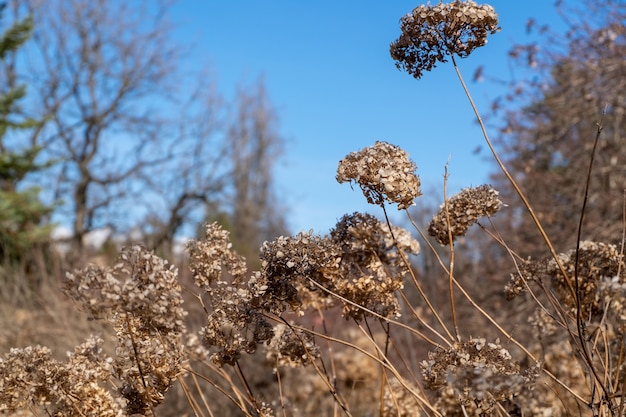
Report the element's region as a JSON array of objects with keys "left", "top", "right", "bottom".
[
  {"left": 51, "top": 225, "right": 190, "bottom": 261},
  {"left": 51, "top": 226, "right": 113, "bottom": 256}
]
